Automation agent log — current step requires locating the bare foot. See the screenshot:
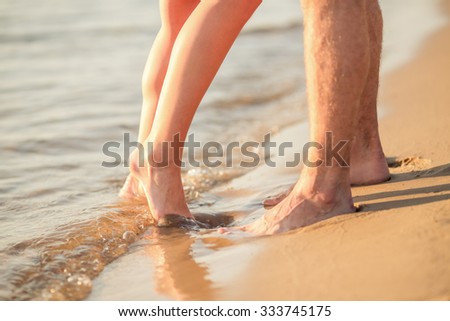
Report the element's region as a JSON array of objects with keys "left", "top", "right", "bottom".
[
  {"left": 263, "top": 185, "right": 294, "bottom": 208},
  {"left": 246, "top": 175, "right": 355, "bottom": 235},
  {"left": 118, "top": 174, "right": 146, "bottom": 202},
  {"left": 263, "top": 152, "right": 389, "bottom": 207},
  {"left": 119, "top": 149, "right": 147, "bottom": 201},
  {"left": 128, "top": 148, "right": 193, "bottom": 221}
]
